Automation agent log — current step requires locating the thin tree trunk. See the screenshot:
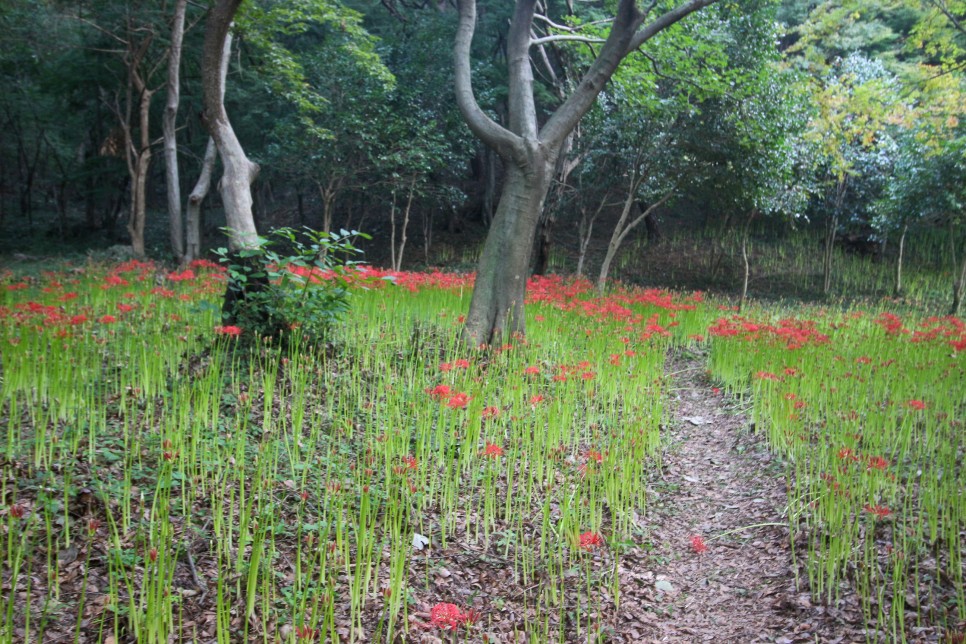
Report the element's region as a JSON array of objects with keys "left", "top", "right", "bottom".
[
  {"left": 389, "top": 189, "right": 398, "bottom": 270},
  {"left": 127, "top": 85, "right": 155, "bottom": 258},
  {"left": 185, "top": 138, "right": 217, "bottom": 262},
  {"left": 394, "top": 175, "right": 416, "bottom": 272},
  {"left": 739, "top": 210, "right": 756, "bottom": 312},
  {"left": 823, "top": 178, "right": 846, "bottom": 295},
  {"left": 597, "top": 182, "right": 675, "bottom": 293},
  {"left": 576, "top": 198, "right": 604, "bottom": 277},
  {"left": 894, "top": 223, "right": 908, "bottom": 297},
  {"left": 164, "top": 0, "right": 188, "bottom": 261}
]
